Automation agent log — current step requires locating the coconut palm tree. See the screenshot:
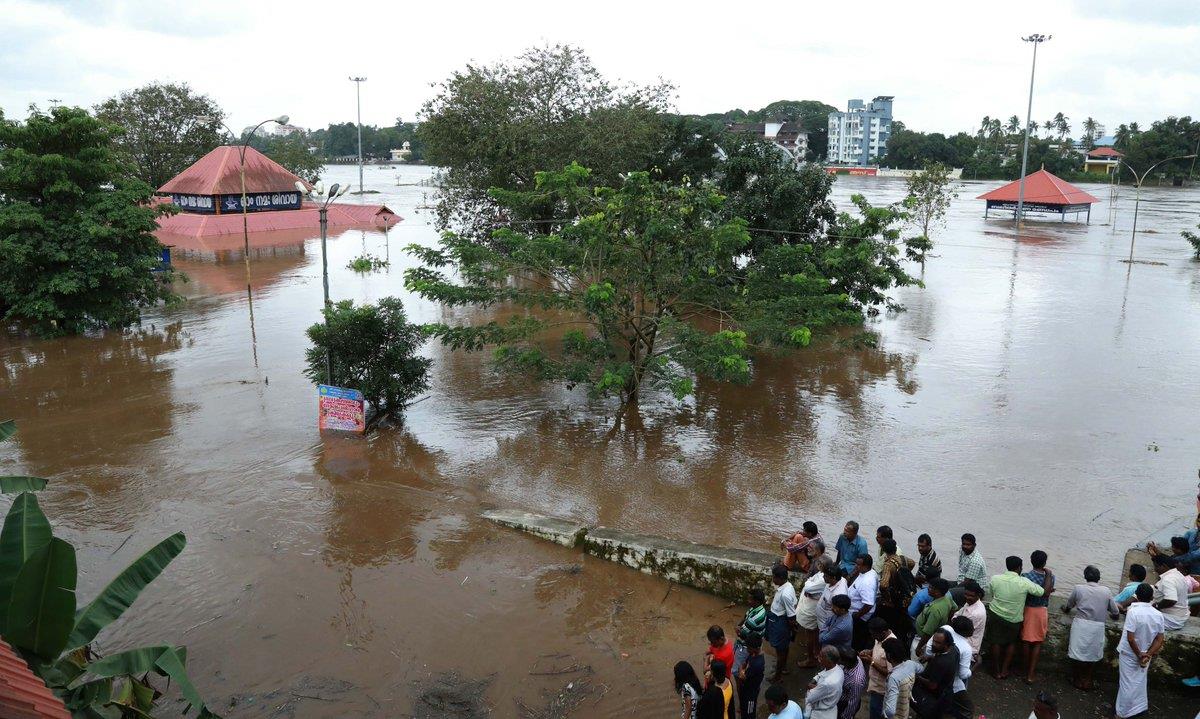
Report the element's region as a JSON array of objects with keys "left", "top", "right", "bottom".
[
  {"left": 1006, "top": 115, "right": 1021, "bottom": 137},
  {"left": 1054, "top": 112, "right": 1070, "bottom": 141},
  {"left": 1082, "top": 117, "right": 1099, "bottom": 150},
  {"left": 1043, "top": 119, "right": 1054, "bottom": 138},
  {"left": 1115, "top": 123, "right": 1130, "bottom": 149}
]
